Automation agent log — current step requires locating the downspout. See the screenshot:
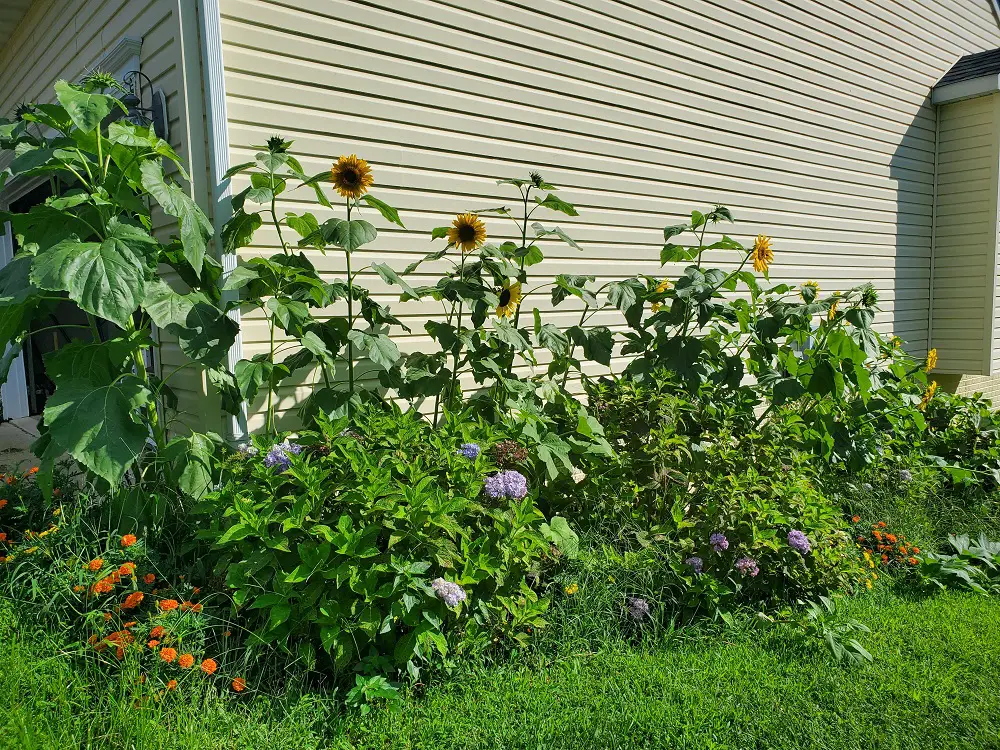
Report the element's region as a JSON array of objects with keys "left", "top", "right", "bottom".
[
  {"left": 198, "top": 0, "right": 248, "bottom": 443},
  {"left": 926, "top": 102, "right": 940, "bottom": 360}
]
